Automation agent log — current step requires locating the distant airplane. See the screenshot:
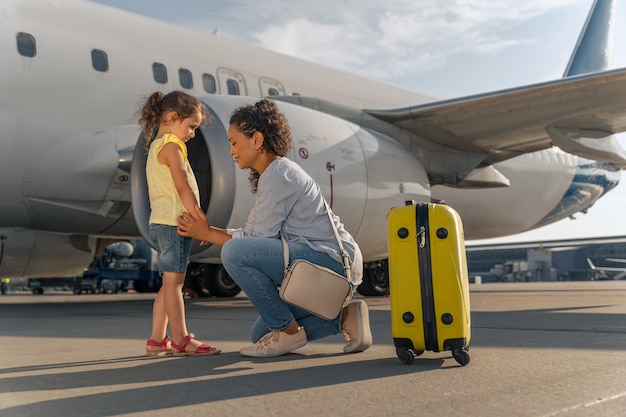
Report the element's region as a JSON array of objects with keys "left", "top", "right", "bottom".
[
  {"left": 586, "top": 258, "right": 626, "bottom": 279},
  {"left": 1, "top": 0, "right": 625, "bottom": 296}
]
